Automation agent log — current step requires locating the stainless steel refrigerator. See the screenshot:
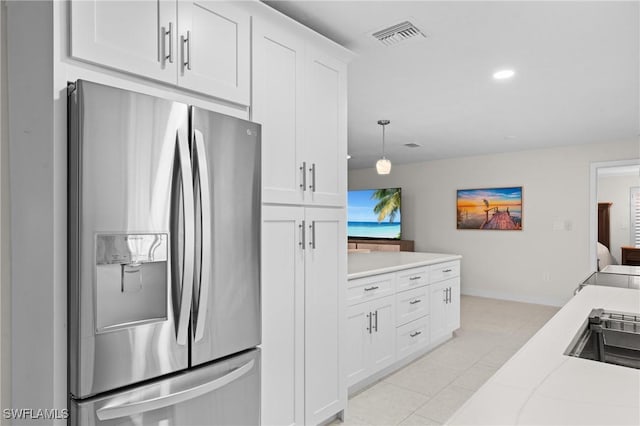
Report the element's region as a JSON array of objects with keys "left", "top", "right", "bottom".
[{"left": 68, "top": 80, "right": 261, "bottom": 425}]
